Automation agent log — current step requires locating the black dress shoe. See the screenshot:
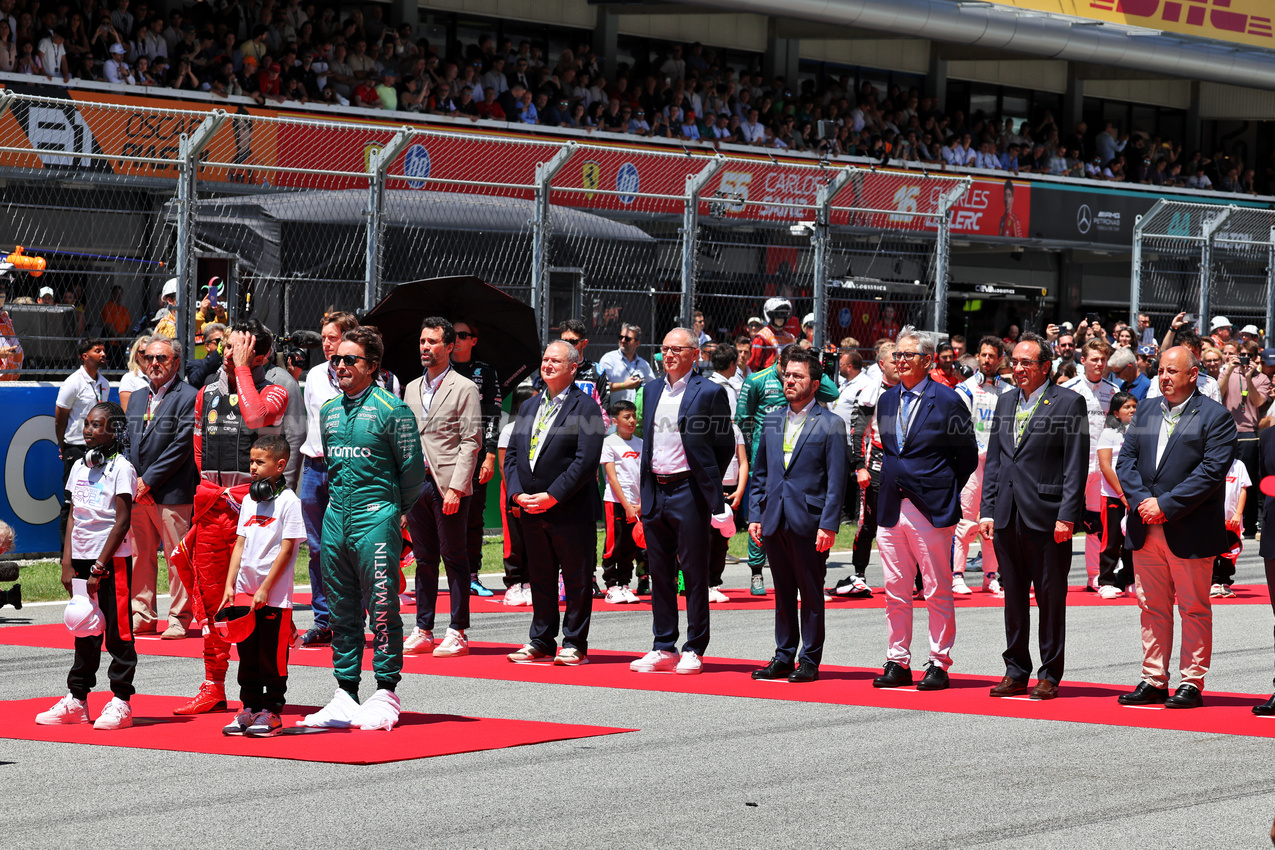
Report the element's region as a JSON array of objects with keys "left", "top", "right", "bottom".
[
  {"left": 1253, "top": 694, "right": 1275, "bottom": 716},
  {"left": 872, "top": 661, "right": 912, "bottom": 689},
  {"left": 915, "top": 664, "right": 950, "bottom": 691},
  {"left": 1117, "top": 681, "right": 1169, "bottom": 706},
  {"left": 751, "top": 658, "right": 795, "bottom": 680},
  {"left": 788, "top": 661, "right": 818, "bottom": 683},
  {"left": 1164, "top": 683, "right": 1203, "bottom": 709}
]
